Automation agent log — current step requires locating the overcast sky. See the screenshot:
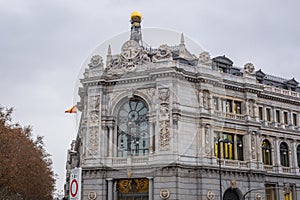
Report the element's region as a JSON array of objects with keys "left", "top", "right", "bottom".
[{"left": 1, "top": 0, "right": 299, "bottom": 192}]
